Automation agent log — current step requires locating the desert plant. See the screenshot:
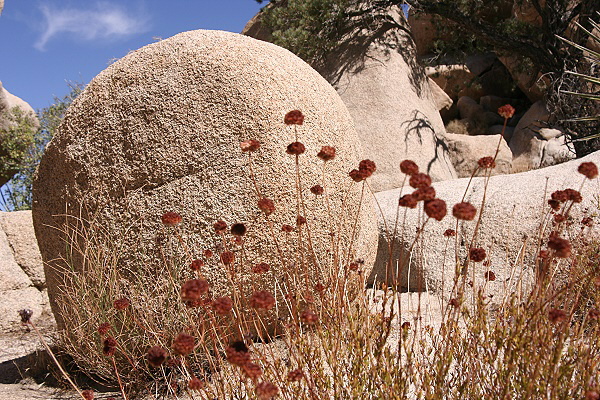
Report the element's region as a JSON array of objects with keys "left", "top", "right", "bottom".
[{"left": 0, "top": 106, "right": 37, "bottom": 188}]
